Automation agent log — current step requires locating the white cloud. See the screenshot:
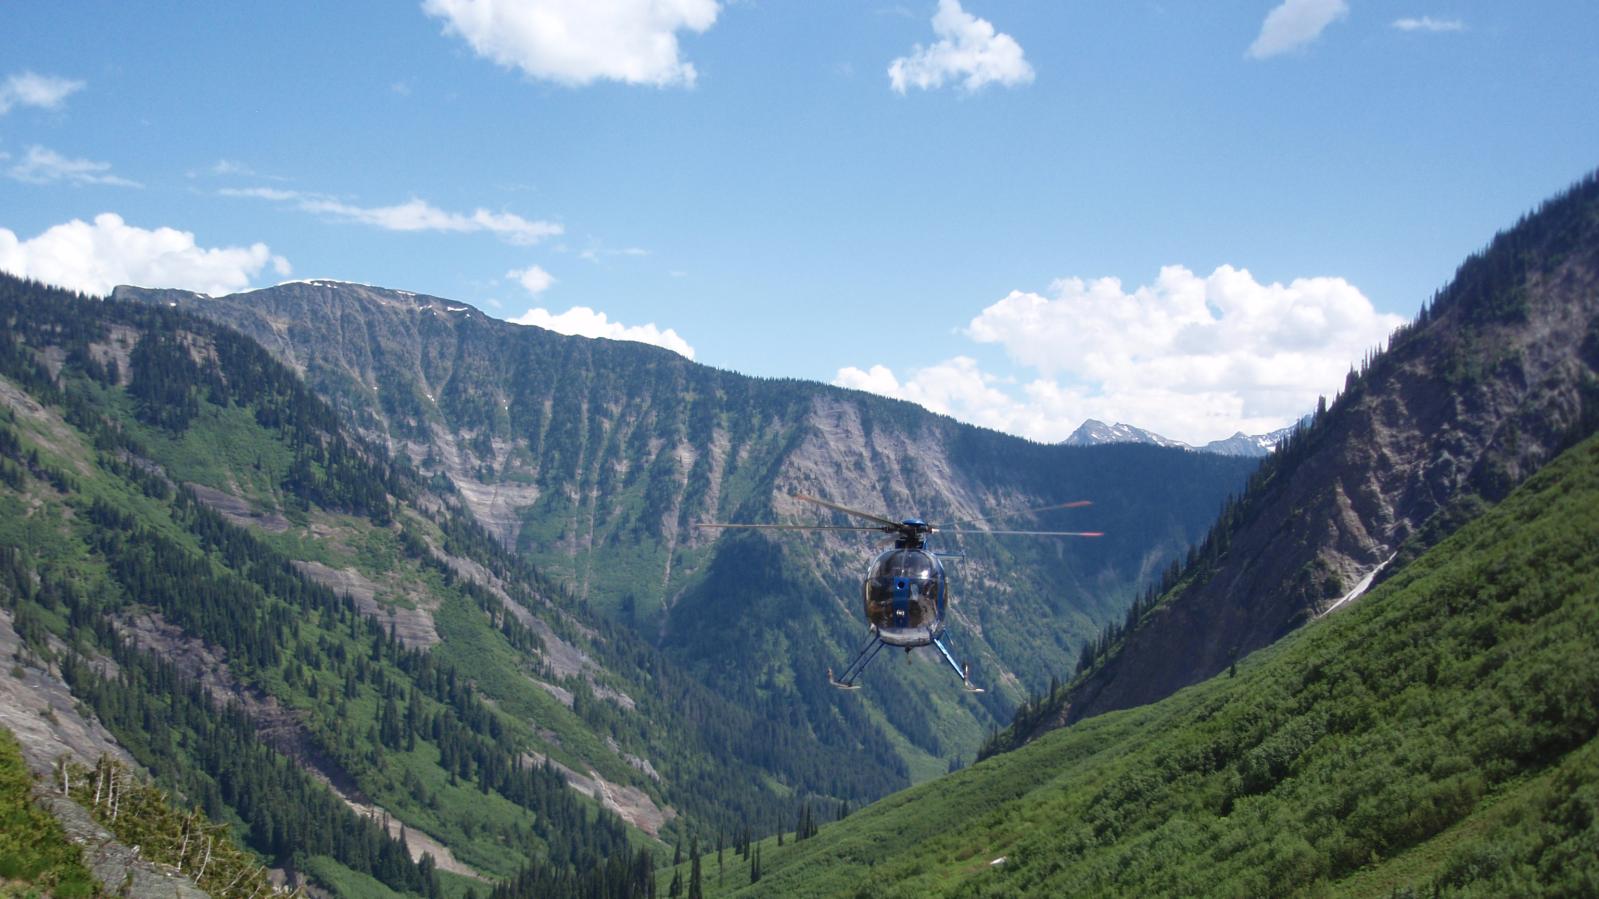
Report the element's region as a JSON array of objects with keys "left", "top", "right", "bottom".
[
  {"left": 210, "top": 159, "right": 254, "bottom": 176},
  {"left": 836, "top": 265, "right": 1404, "bottom": 445},
  {"left": 0, "top": 72, "right": 84, "bottom": 114},
  {"left": 7, "top": 146, "right": 141, "bottom": 188},
  {"left": 222, "top": 187, "right": 562, "bottom": 245},
  {"left": 509, "top": 305, "right": 694, "bottom": 358},
  {"left": 889, "top": 0, "right": 1034, "bottom": 93},
  {"left": 509, "top": 264, "right": 555, "bottom": 294},
  {"left": 422, "top": 0, "right": 720, "bottom": 88},
  {"left": 836, "top": 357, "right": 1016, "bottom": 422},
  {"left": 1248, "top": 0, "right": 1349, "bottom": 59},
  {"left": 578, "top": 244, "right": 649, "bottom": 262},
  {"left": 220, "top": 186, "right": 299, "bottom": 201},
  {"left": 1392, "top": 16, "right": 1465, "bottom": 33},
  {"left": 0, "top": 213, "right": 290, "bottom": 298}
]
